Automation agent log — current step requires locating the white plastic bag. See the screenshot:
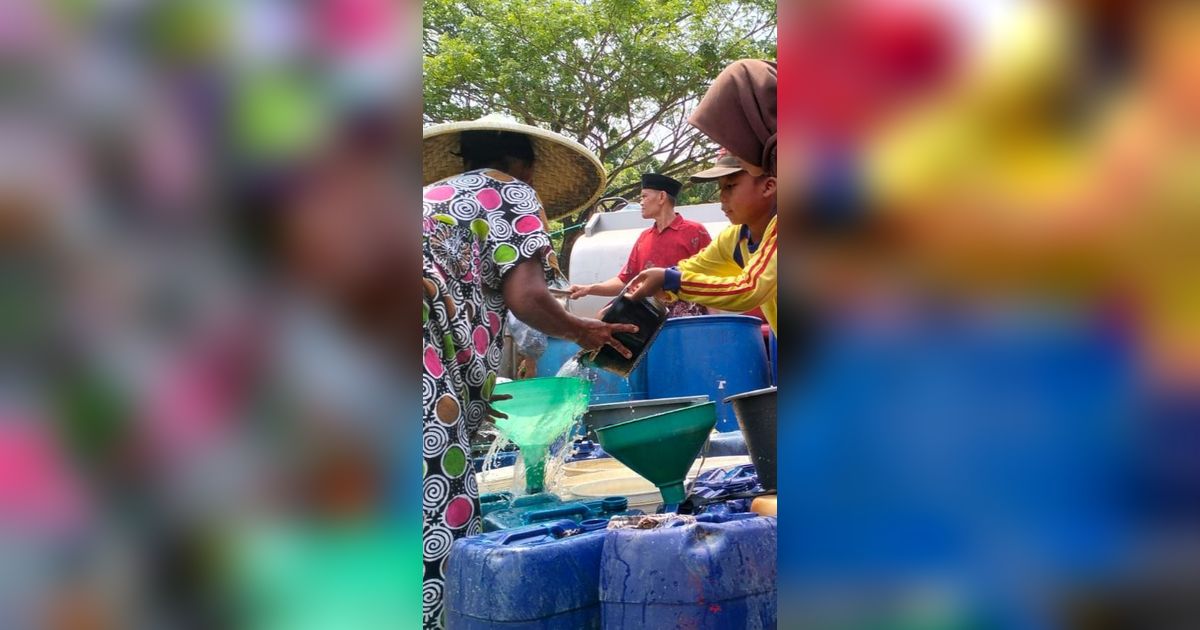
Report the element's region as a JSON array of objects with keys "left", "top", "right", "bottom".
[{"left": 507, "top": 312, "right": 547, "bottom": 359}]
